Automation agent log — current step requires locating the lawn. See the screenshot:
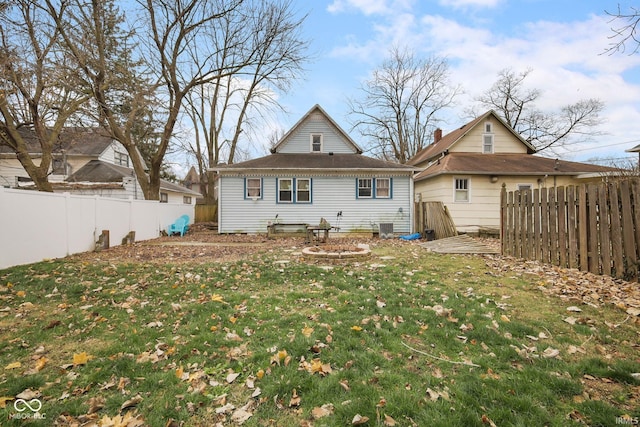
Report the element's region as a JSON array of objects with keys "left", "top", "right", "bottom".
[{"left": 0, "top": 234, "right": 639, "bottom": 426}]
